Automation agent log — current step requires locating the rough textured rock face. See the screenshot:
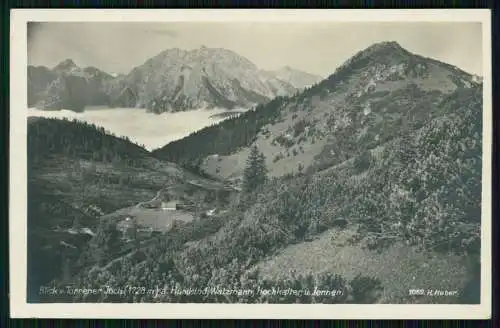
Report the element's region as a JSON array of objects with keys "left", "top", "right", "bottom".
[
  {"left": 35, "top": 75, "right": 87, "bottom": 112},
  {"left": 112, "top": 47, "right": 301, "bottom": 113},
  {"left": 29, "top": 48, "right": 320, "bottom": 113},
  {"left": 29, "top": 59, "right": 115, "bottom": 111}
]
